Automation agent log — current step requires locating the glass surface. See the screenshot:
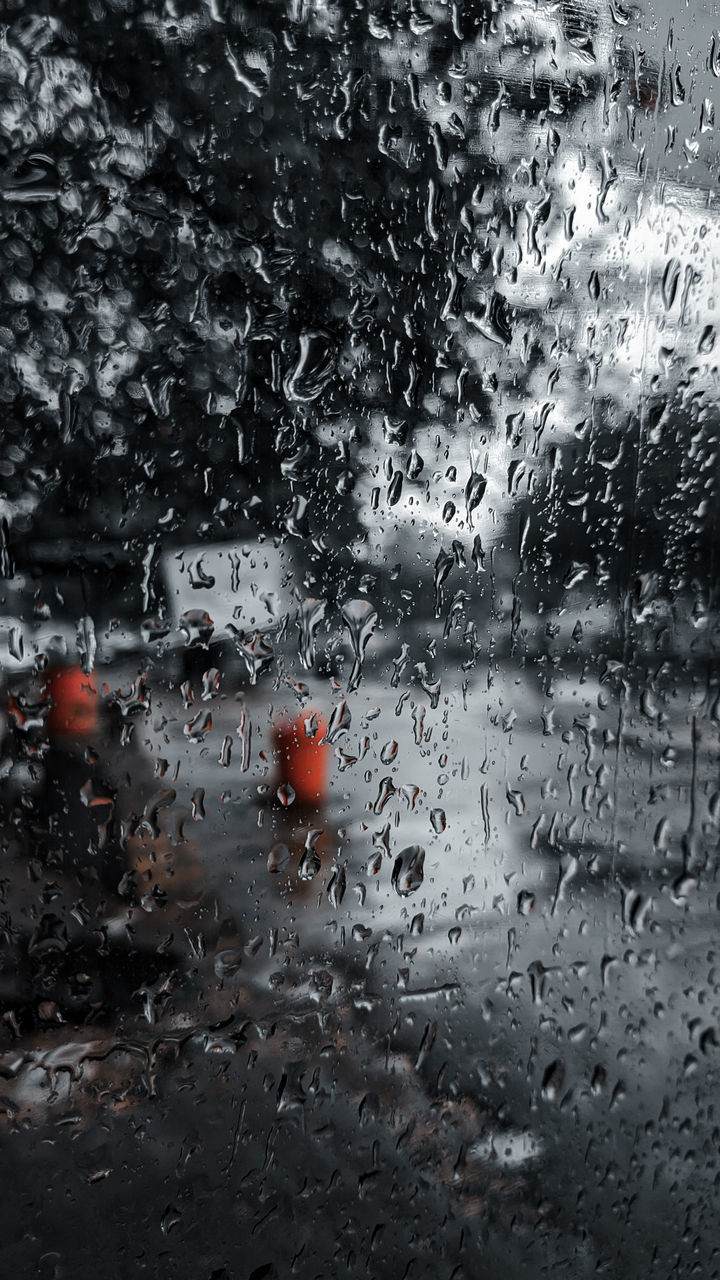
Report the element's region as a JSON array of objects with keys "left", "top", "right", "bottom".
[{"left": 1, "top": 1, "right": 719, "bottom": 1275}]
